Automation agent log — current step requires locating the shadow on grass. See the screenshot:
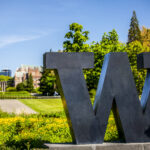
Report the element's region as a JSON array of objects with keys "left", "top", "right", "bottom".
[{"left": 3, "top": 138, "right": 49, "bottom": 149}]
